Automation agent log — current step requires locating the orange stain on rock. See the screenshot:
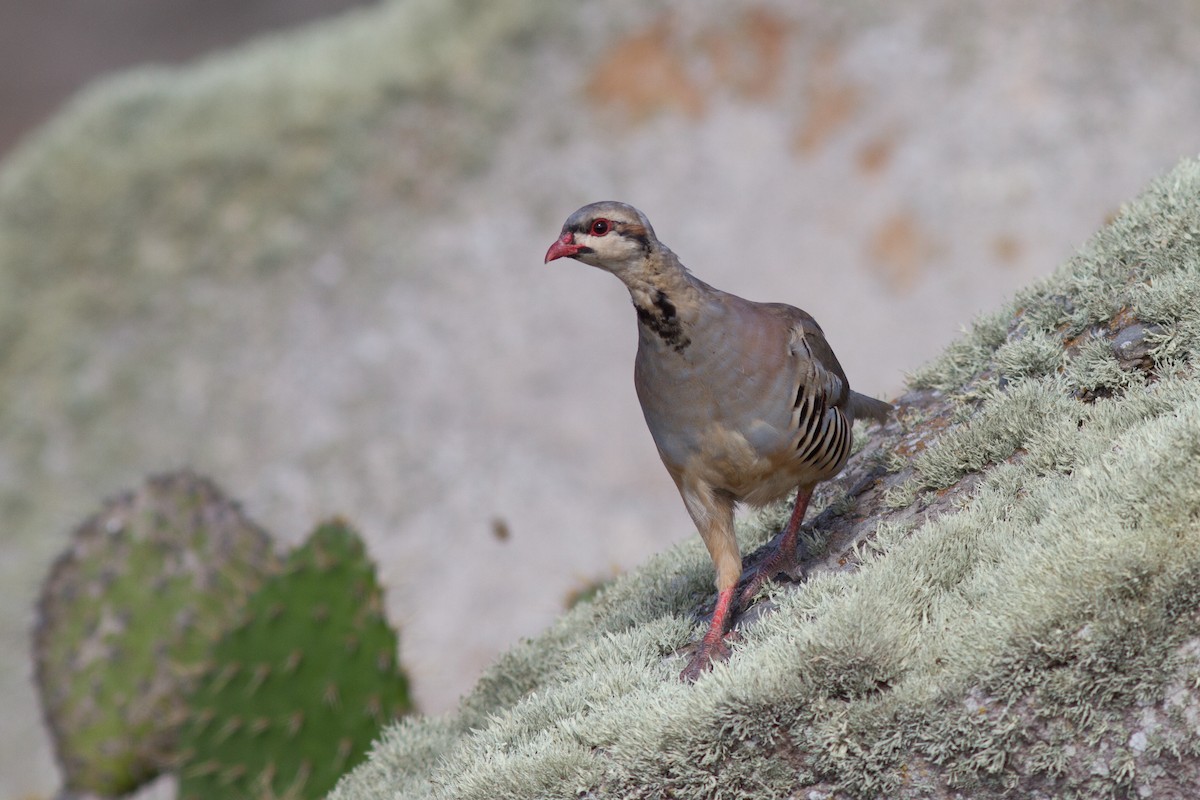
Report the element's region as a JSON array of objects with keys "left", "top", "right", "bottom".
[
  {"left": 867, "top": 212, "right": 932, "bottom": 292},
  {"left": 856, "top": 135, "right": 895, "bottom": 176},
  {"left": 586, "top": 8, "right": 795, "bottom": 123},
  {"left": 585, "top": 17, "right": 706, "bottom": 121},
  {"left": 992, "top": 233, "right": 1022, "bottom": 265},
  {"left": 702, "top": 8, "right": 791, "bottom": 101},
  {"left": 793, "top": 45, "right": 862, "bottom": 155}
]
